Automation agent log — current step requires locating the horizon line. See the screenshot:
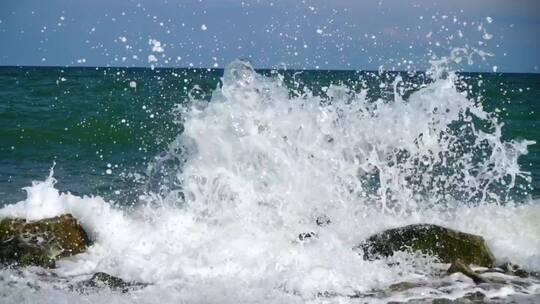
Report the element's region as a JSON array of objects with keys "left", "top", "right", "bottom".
[{"left": 0, "top": 64, "right": 538, "bottom": 75}]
